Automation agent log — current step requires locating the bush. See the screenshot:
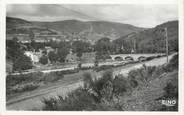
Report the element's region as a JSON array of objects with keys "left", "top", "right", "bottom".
[
  {"left": 10, "top": 82, "right": 39, "bottom": 93},
  {"left": 6, "top": 72, "right": 43, "bottom": 86},
  {"left": 39, "top": 55, "right": 48, "bottom": 65},
  {"left": 163, "top": 82, "right": 178, "bottom": 98},
  {"left": 6, "top": 71, "right": 66, "bottom": 96},
  {"left": 6, "top": 72, "right": 43, "bottom": 96},
  {"left": 127, "top": 65, "right": 159, "bottom": 87},
  {"left": 42, "top": 88, "right": 98, "bottom": 111},
  {"left": 59, "top": 69, "right": 79, "bottom": 74},
  {"left": 94, "top": 65, "right": 114, "bottom": 72},
  {"left": 164, "top": 54, "right": 178, "bottom": 72},
  {"left": 41, "top": 57, "right": 179, "bottom": 111},
  {"left": 83, "top": 72, "right": 93, "bottom": 89},
  {"left": 146, "top": 56, "right": 156, "bottom": 61},
  {"left": 113, "top": 75, "right": 132, "bottom": 96},
  {"left": 48, "top": 51, "right": 58, "bottom": 63},
  {"left": 80, "top": 66, "right": 93, "bottom": 70},
  {"left": 13, "top": 54, "right": 33, "bottom": 71},
  {"left": 155, "top": 75, "right": 178, "bottom": 111},
  {"left": 43, "top": 72, "right": 64, "bottom": 82},
  {"left": 42, "top": 71, "right": 131, "bottom": 111},
  {"left": 94, "top": 60, "right": 99, "bottom": 67},
  {"left": 78, "top": 63, "right": 82, "bottom": 69}
]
